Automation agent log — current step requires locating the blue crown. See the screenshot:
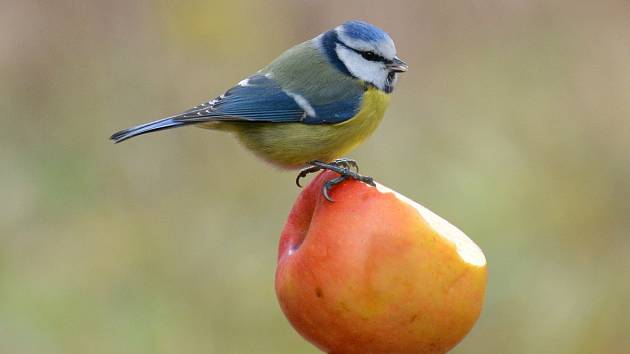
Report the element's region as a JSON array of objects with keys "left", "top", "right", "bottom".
[{"left": 340, "top": 20, "right": 391, "bottom": 43}]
